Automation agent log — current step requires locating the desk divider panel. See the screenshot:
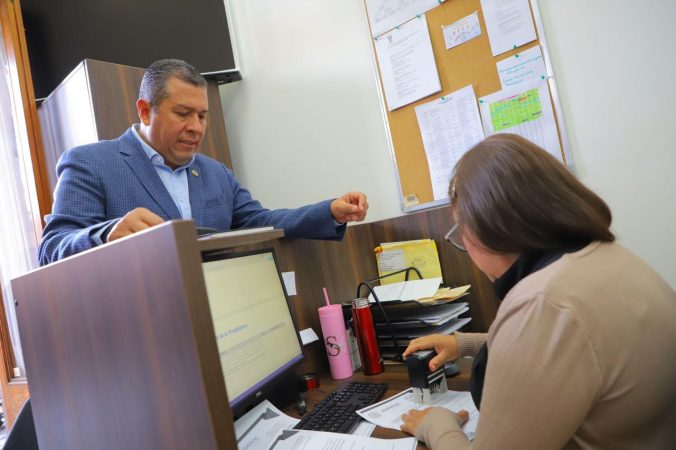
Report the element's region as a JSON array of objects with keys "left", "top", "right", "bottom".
[
  {"left": 12, "top": 220, "right": 236, "bottom": 450},
  {"left": 269, "top": 205, "right": 498, "bottom": 376},
  {"left": 12, "top": 211, "right": 495, "bottom": 448}
]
